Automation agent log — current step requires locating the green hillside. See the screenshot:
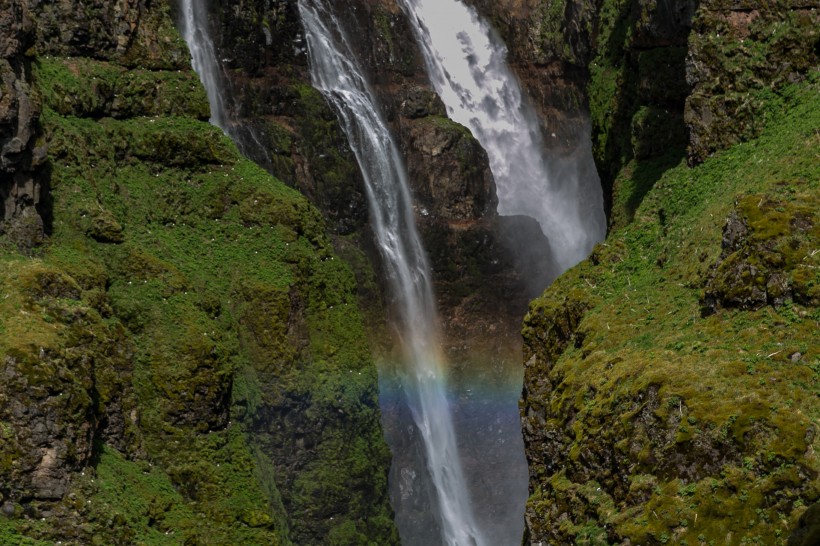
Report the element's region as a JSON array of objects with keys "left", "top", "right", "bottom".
[{"left": 522, "top": 75, "right": 819, "bottom": 545}]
